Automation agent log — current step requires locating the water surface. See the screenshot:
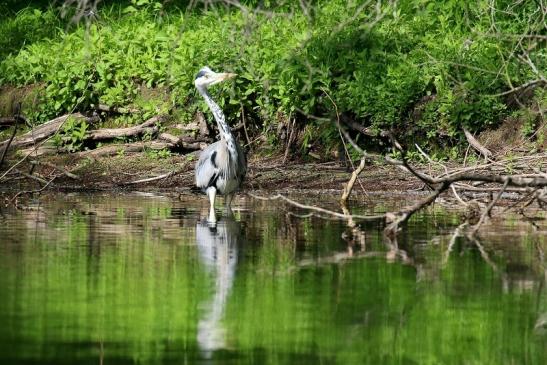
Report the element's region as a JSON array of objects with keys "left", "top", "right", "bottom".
[{"left": 0, "top": 193, "right": 545, "bottom": 364}]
